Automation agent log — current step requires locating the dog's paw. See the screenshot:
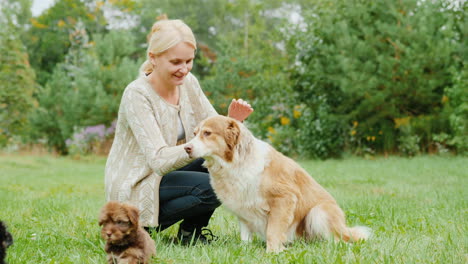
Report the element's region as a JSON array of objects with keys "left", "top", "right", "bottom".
[{"left": 266, "top": 244, "right": 285, "bottom": 253}]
